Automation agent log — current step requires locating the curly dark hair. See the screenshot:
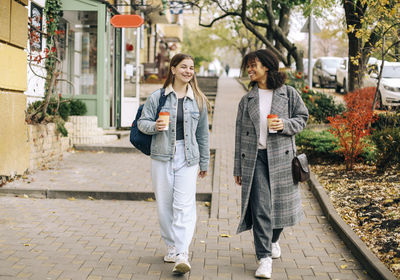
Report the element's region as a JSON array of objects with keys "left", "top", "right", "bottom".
[{"left": 241, "top": 49, "right": 287, "bottom": 90}]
